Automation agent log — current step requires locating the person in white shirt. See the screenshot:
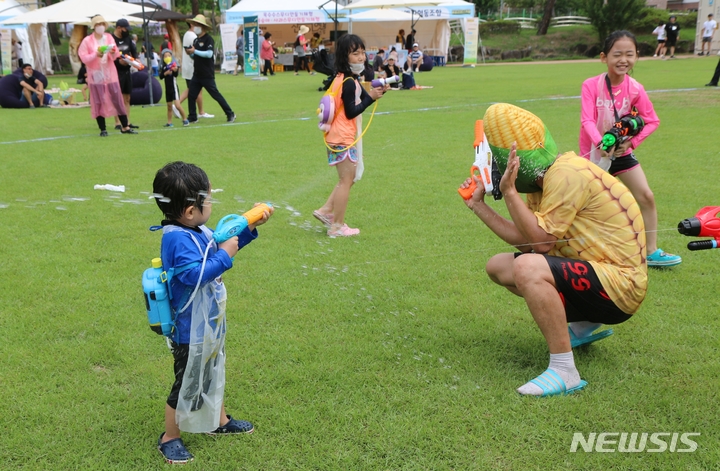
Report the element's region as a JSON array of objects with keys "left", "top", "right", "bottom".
[
  {"left": 700, "top": 14, "right": 717, "bottom": 56},
  {"left": 178, "top": 25, "right": 214, "bottom": 119},
  {"left": 652, "top": 21, "right": 666, "bottom": 58}
]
